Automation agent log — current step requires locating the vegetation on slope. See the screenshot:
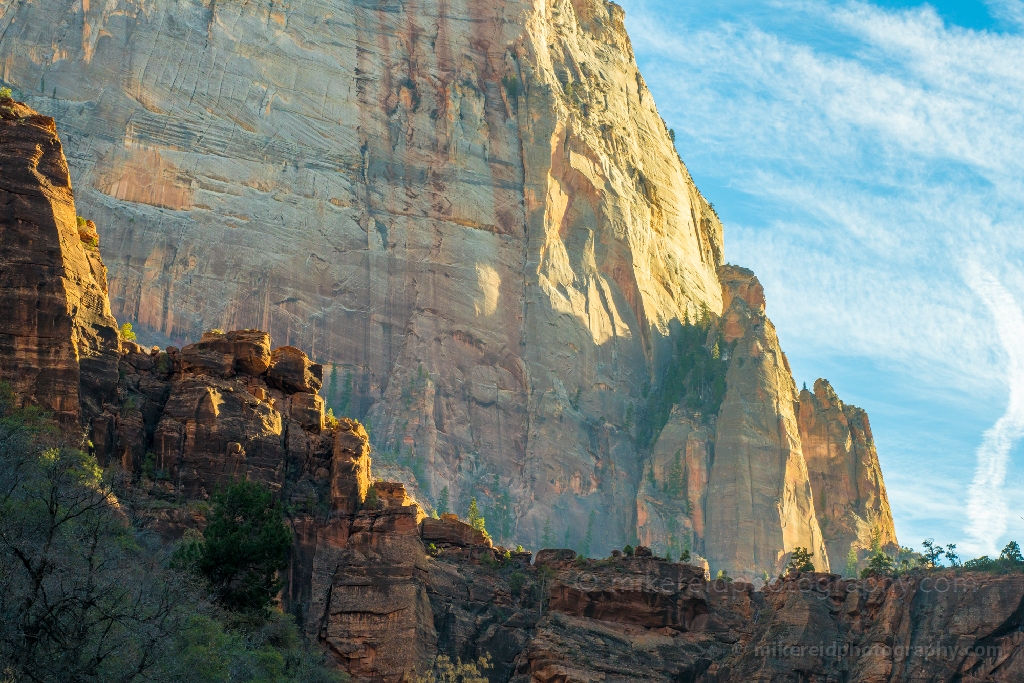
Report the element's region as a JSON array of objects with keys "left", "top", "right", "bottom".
[
  {"left": 639, "top": 316, "right": 730, "bottom": 449},
  {"left": 0, "top": 384, "right": 343, "bottom": 683}
]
